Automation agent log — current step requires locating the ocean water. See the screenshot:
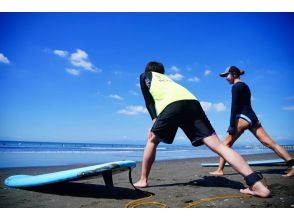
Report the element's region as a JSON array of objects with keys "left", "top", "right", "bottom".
[{"left": 0, "top": 140, "right": 292, "bottom": 168}]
